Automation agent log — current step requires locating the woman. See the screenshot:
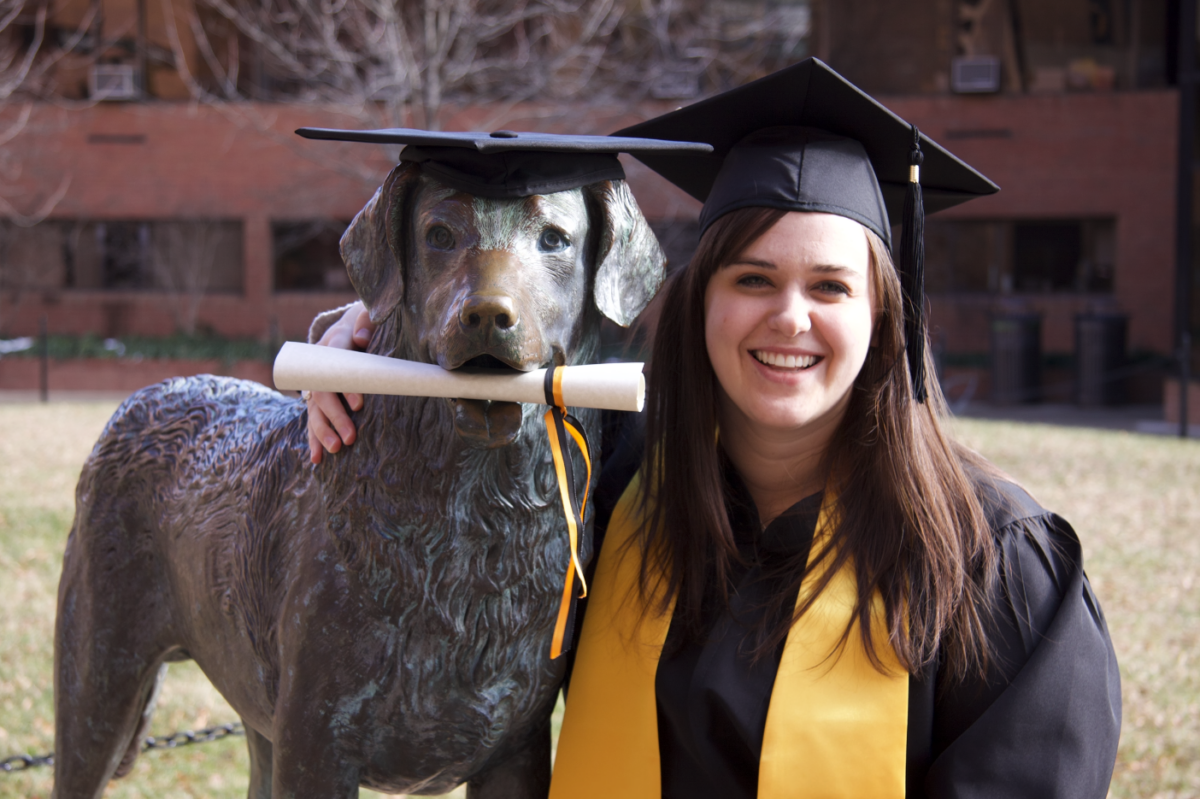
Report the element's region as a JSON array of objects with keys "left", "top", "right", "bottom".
[{"left": 307, "top": 60, "right": 1121, "bottom": 798}]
